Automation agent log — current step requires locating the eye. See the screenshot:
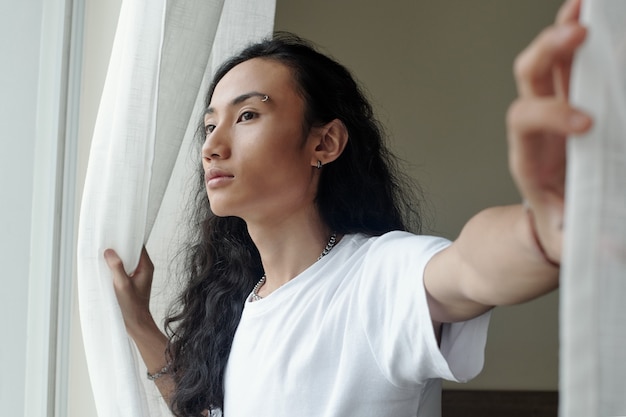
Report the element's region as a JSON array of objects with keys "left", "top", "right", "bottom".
[
  {"left": 237, "top": 111, "right": 257, "bottom": 123},
  {"left": 204, "top": 124, "right": 215, "bottom": 135}
]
